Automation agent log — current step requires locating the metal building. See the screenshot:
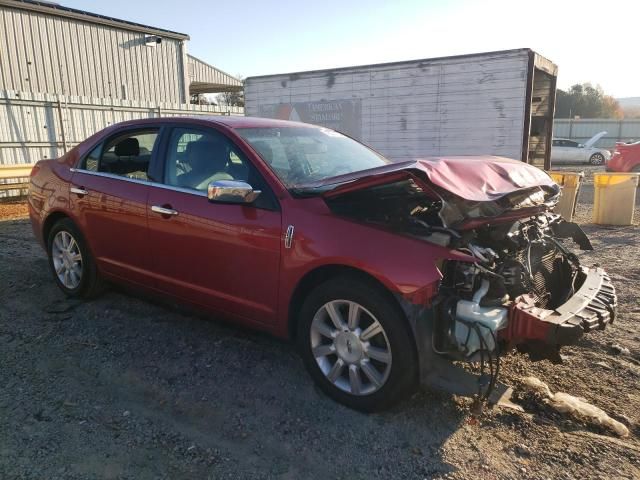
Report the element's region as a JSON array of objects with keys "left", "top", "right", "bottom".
[{"left": 0, "top": 0, "right": 242, "bottom": 103}]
